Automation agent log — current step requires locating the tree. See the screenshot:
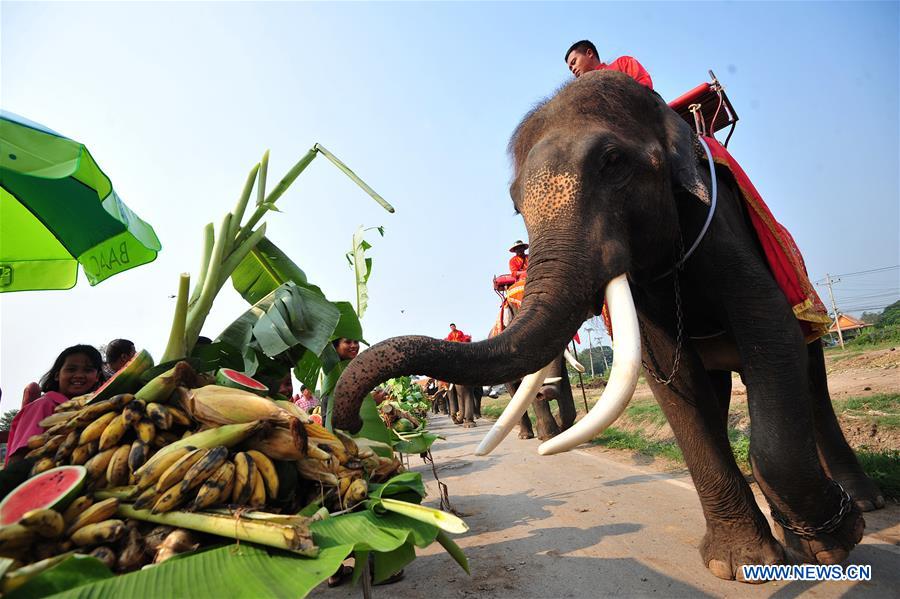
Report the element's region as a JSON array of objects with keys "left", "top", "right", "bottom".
[
  {"left": 877, "top": 300, "right": 900, "bottom": 328},
  {"left": 860, "top": 311, "right": 882, "bottom": 325},
  {"left": 0, "top": 409, "right": 19, "bottom": 432}
]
